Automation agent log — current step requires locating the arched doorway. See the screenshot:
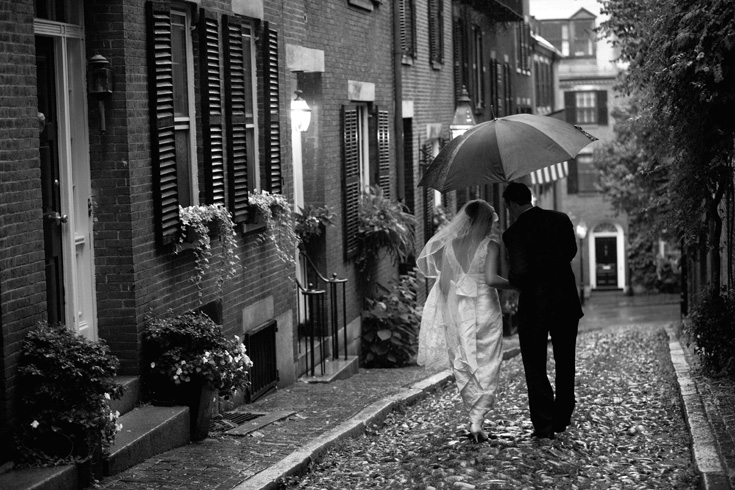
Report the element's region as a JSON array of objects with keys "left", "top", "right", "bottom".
[{"left": 589, "top": 222, "right": 626, "bottom": 291}]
